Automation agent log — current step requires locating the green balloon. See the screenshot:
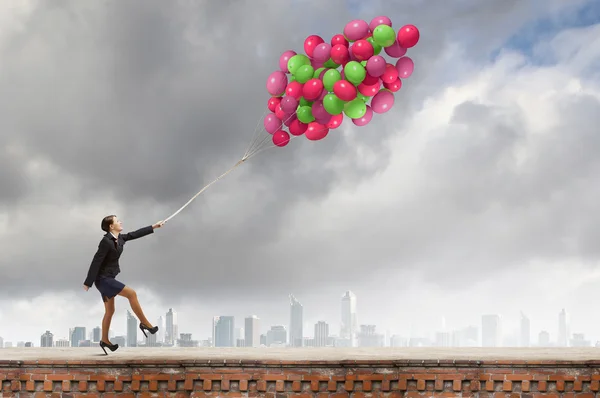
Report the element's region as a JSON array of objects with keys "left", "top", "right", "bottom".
[
  {"left": 322, "top": 69, "right": 341, "bottom": 91},
  {"left": 344, "top": 61, "right": 366, "bottom": 85},
  {"left": 372, "top": 25, "right": 396, "bottom": 47},
  {"left": 323, "top": 93, "right": 345, "bottom": 115},
  {"left": 289, "top": 75, "right": 296, "bottom": 82},
  {"left": 357, "top": 93, "right": 369, "bottom": 102},
  {"left": 288, "top": 54, "right": 311, "bottom": 75},
  {"left": 367, "top": 37, "right": 382, "bottom": 55},
  {"left": 296, "top": 105, "right": 315, "bottom": 123},
  {"left": 344, "top": 99, "right": 367, "bottom": 119},
  {"left": 313, "top": 67, "right": 326, "bottom": 78},
  {"left": 295, "top": 64, "right": 314, "bottom": 83},
  {"left": 360, "top": 60, "right": 367, "bottom": 67},
  {"left": 323, "top": 58, "right": 339, "bottom": 69},
  {"left": 299, "top": 97, "right": 313, "bottom": 107}
]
